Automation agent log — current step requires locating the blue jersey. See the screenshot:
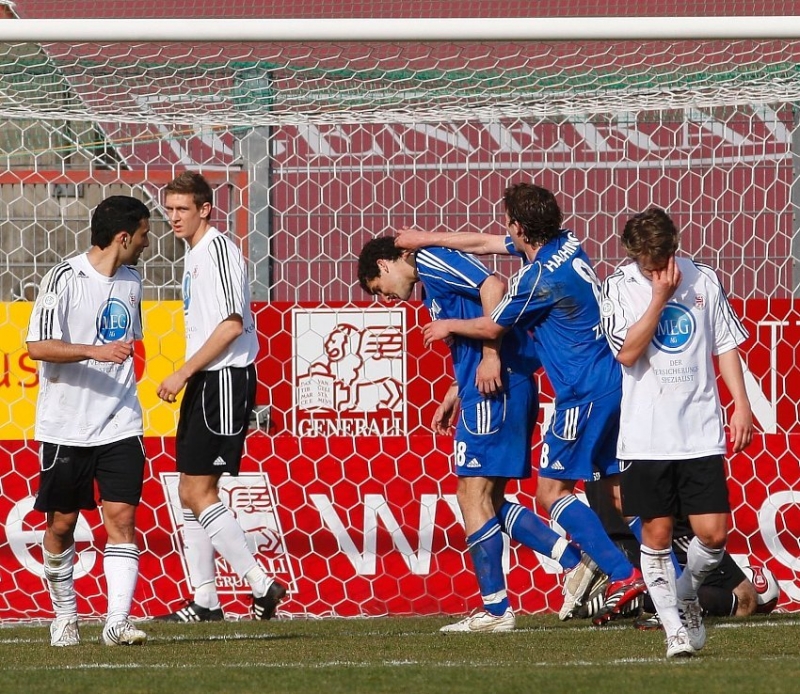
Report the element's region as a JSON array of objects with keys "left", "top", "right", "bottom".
[
  {"left": 416, "top": 247, "right": 539, "bottom": 403},
  {"left": 491, "top": 231, "right": 621, "bottom": 408}
]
